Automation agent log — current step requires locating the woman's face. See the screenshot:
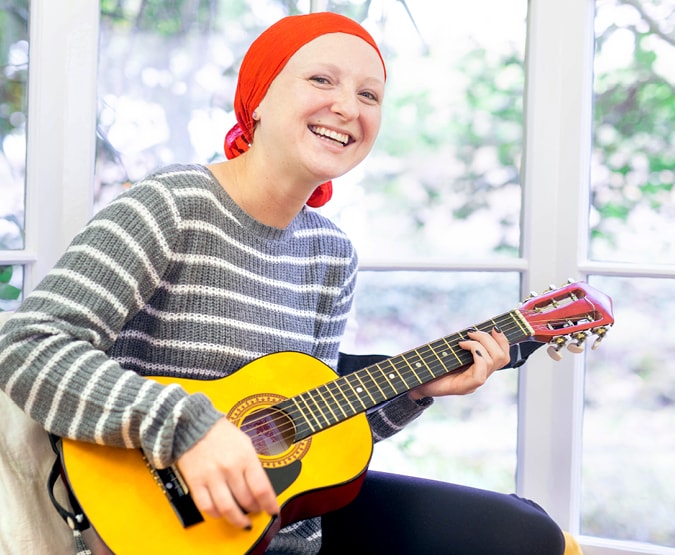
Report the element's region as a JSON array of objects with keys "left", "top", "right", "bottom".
[{"left": 253, "top": 32, "right": 385, "bottom": 185}]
